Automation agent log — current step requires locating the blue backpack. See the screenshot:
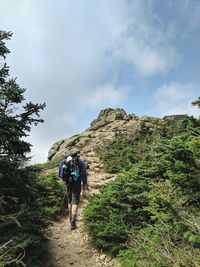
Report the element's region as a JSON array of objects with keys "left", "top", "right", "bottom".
[{"left": 58, "top": 153, "right": 81, "bottom": 183}]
